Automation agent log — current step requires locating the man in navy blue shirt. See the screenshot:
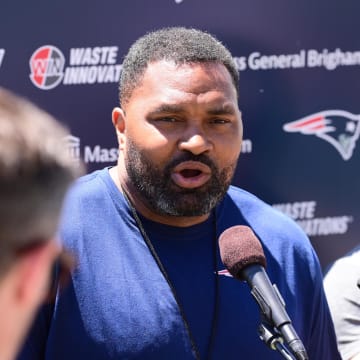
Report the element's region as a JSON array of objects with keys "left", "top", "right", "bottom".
[{"left": 19, "top": 27, "right": 341, "bottom": 359}]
